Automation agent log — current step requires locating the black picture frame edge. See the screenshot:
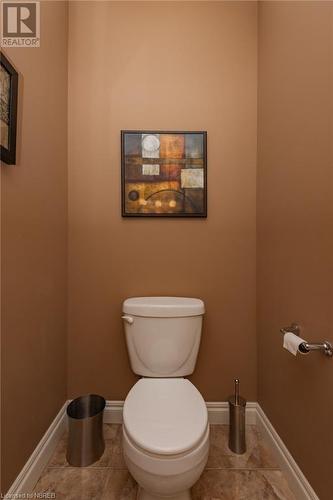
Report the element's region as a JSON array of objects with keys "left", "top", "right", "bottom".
[
  {"left": 121, "top": 130, "right": 207, "bottom": 219},
  {"left": 0, "top": 51, "right": 18, "bottom": 165}
]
